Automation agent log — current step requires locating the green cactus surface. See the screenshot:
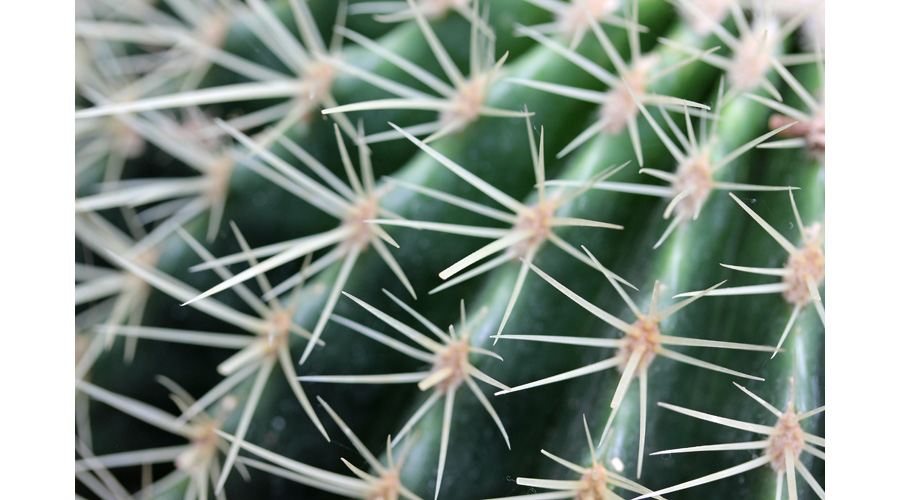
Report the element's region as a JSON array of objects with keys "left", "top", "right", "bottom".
[{"left": 74, "top": 1, "right": 826, "bottom": 499}]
